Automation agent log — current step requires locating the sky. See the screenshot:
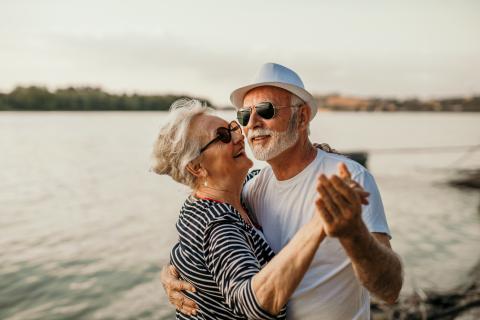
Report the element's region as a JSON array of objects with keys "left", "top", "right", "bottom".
[{"left": 1, "top": 0, "right": 479, "bottom": 106}]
